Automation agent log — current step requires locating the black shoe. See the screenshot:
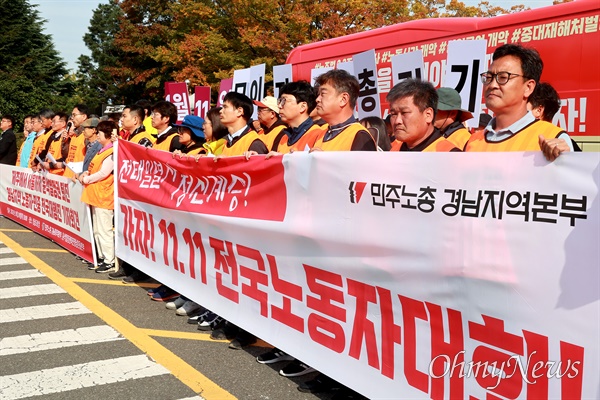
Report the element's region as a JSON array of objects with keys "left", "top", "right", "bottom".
[
  {"left": 257, "top": 348, "right": 294, "bottom": 364},
  {"left": 297, "top": 373, "right": 340, "bottom": 393},
  {"left": 87, "top": 260, "right": 103, "bottom": 270},
  {"left": 95, "top": 262, "right": 115, "bottom": 273},
  {"left": 229, "top": 335, "right": 257, "bottom": 350},
  {"left": 122, "top": 270, "right": 149, "bottom": 284},
  {"left": 108, "top": 269, "right": 127, "bottom": 280}
]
